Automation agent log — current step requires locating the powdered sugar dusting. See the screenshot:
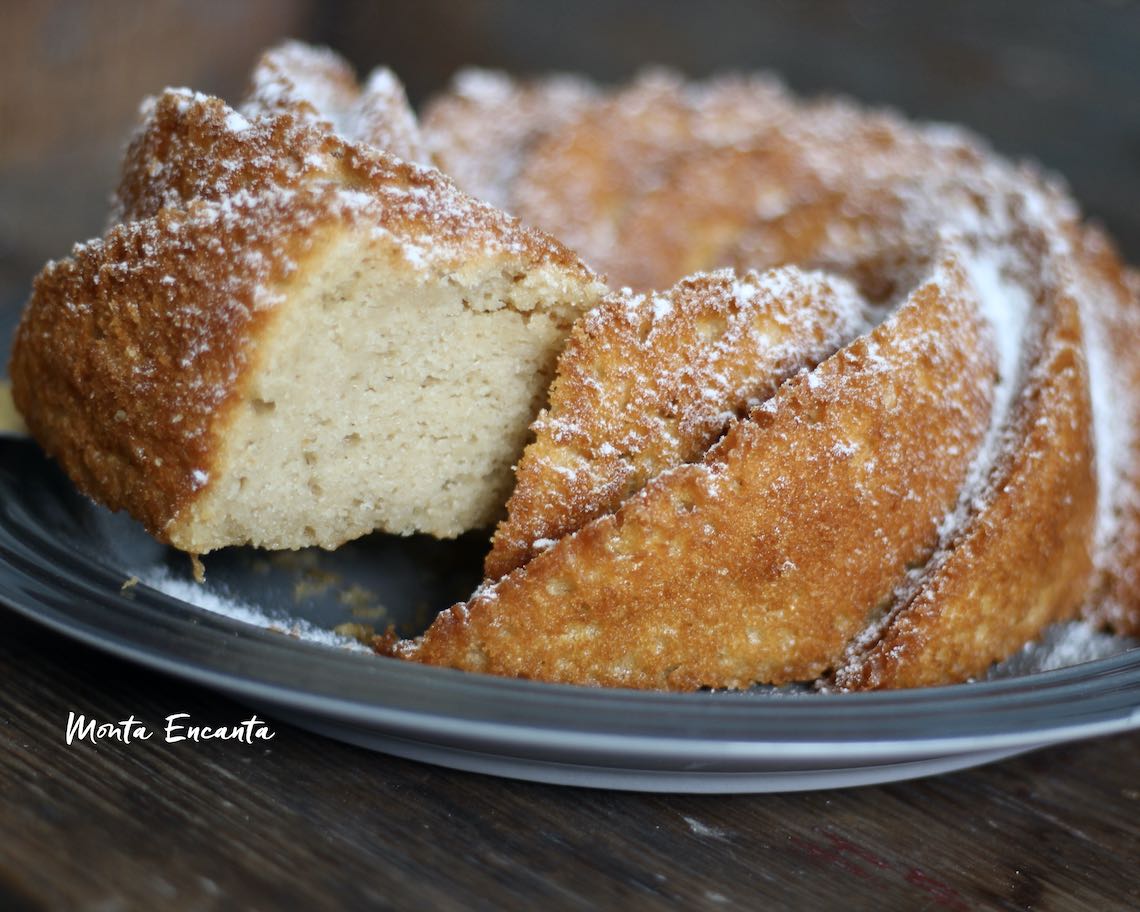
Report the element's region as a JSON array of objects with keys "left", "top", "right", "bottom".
[
  {"left": 137, "top": 568, "right": 369, "bottom": 651},
  {"left": 487, "top": 264, "right": 871, "bottom": 577},
  {"left": 224, "top": 109, "right": 252, "bottom": 132},
  {"left": 422, "top": 68, "right": 599, "bottom": 210},
  {"left": 112, "top": 77, "right": 595, "bottom": 287},
  {"left": 21, "top": 47, "right": 1139, "bottom": 689},
  {"left": 238, "top": 41, "right": 428, "bottom": 163},
  {"left": 30, "top": 51, "right": 600, "bottom": 550},
  {"left": 988, "top": 621, "right": 1136, "bottom": 678},
  {"left": 417, "top": 62, "right": 1140, "bottom": 689},
  {"left": 935, "top": 247, "right": 1033, "bottom": 541},
  {"left": 1075, "top": 260, "right": 1136, "bottom": 578}
]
